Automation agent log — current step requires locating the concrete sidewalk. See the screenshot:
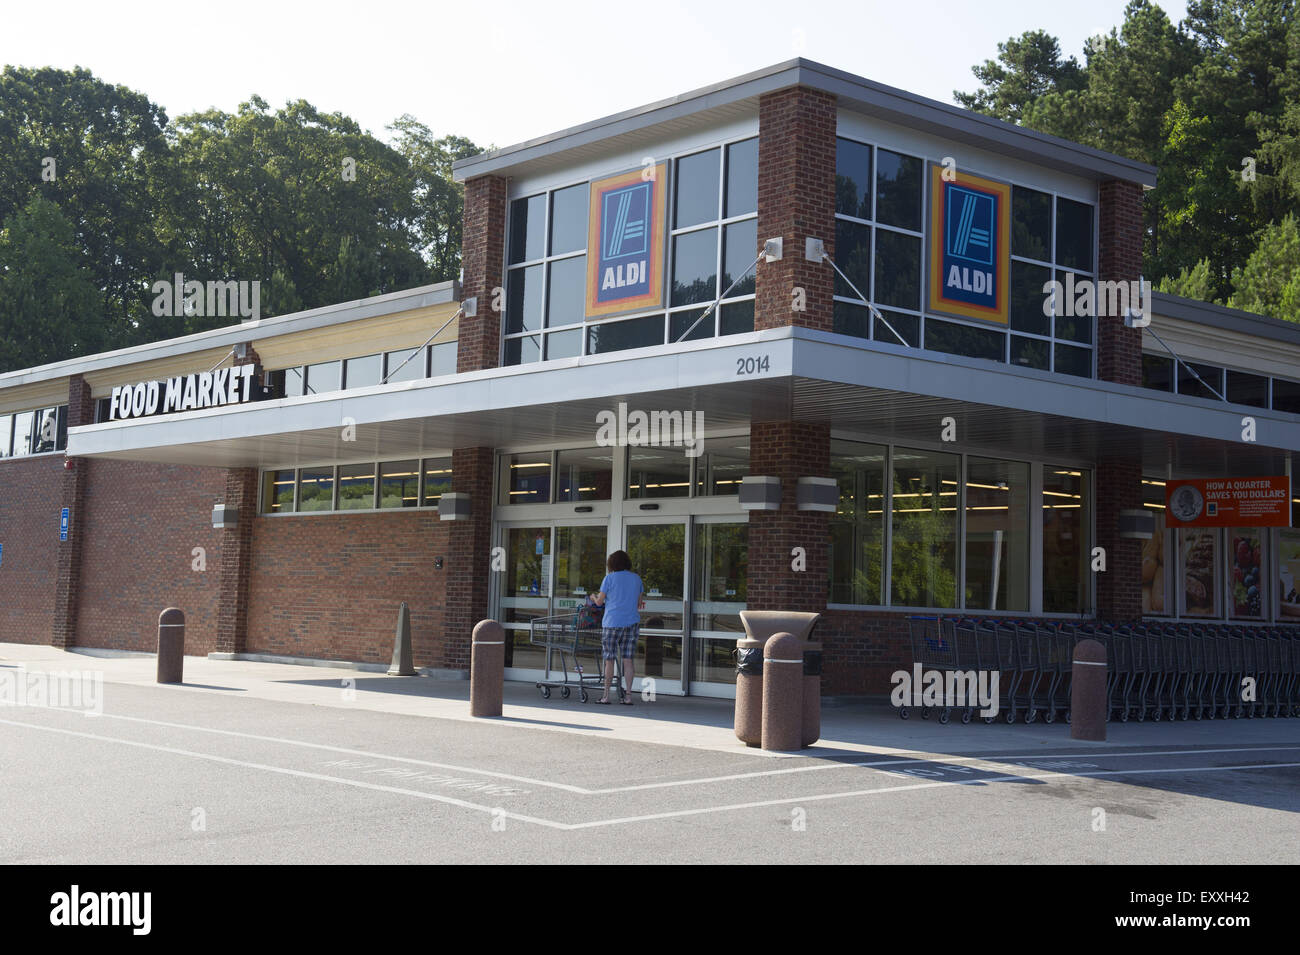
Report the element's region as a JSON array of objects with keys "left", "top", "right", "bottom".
[{"left": 3, "top": 641, "right": 1298, "bottom": 757}]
